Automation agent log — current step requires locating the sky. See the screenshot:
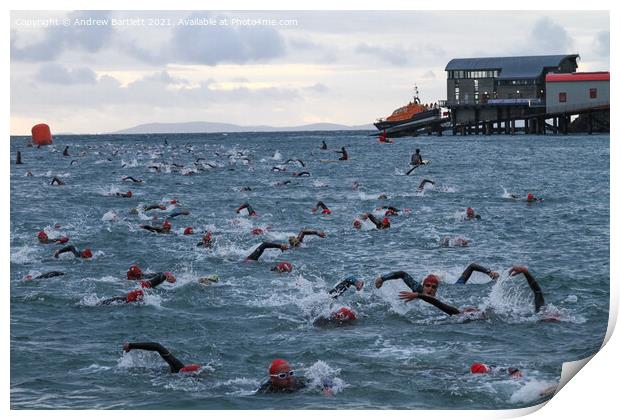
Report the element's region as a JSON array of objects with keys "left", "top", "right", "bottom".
[{"left": 9, "top": 10, "right": 610, "bottom": 134}]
